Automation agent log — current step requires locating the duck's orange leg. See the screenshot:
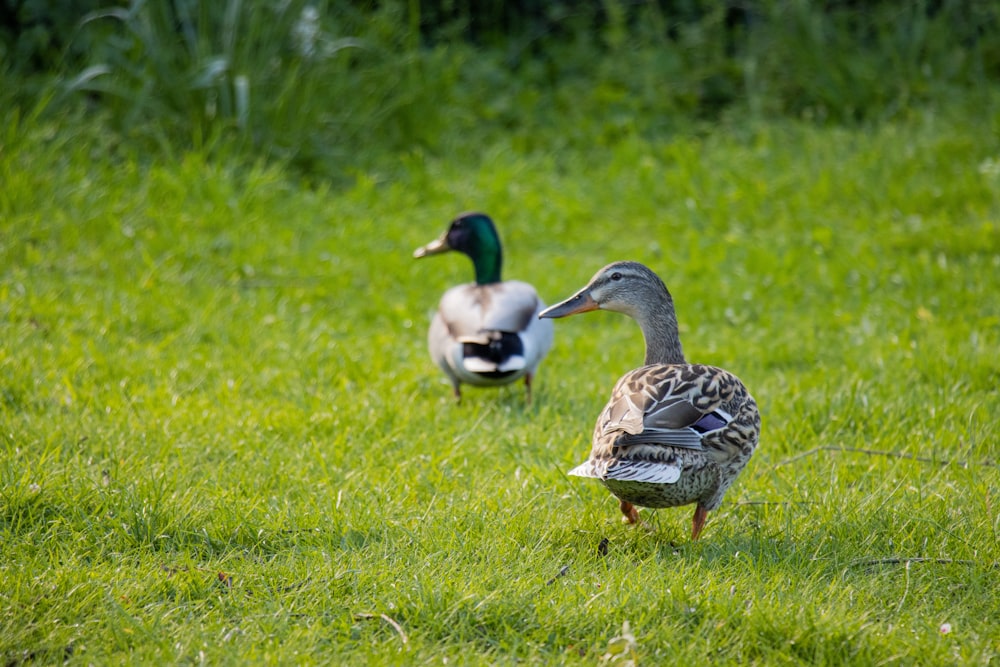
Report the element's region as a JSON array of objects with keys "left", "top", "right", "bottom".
[
  {"left": 620, "top": 500, "right": 641, "bottom": 524},
  {"left": 691, "top": 505, "right": 708, "bottom": 540}
]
